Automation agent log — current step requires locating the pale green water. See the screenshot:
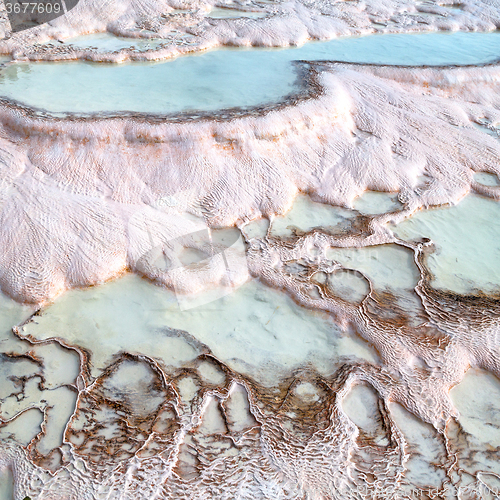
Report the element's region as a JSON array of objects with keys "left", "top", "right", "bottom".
[
  {"left": 2, "top": 32, "right": 500, "bottom": 113},
  {"left": 21, "top": 274, "right": 378, "bottom": 385},
  {"left": 451, "top": 368, "right": 500, "bottom": 449},
  {"left": 326, "top": 243, "right": 425, "bottom": 319},
  {"left": 0, "top": 466, "right": 13, "bottom": 500},
  {"left": 389, "top": 402, "right": 447, "bottom": 490},
  {"left": 353, "top": 191, "right": 402, "bottom": 215},
  {"left": 393, "top": 194, "right": 500, "bottom": 294},
  {"left": 474, "top": 171, "right": 500, "bottom": 187},
  {"left": 326, "top": 244, "right": 420, "bottom": 293},
  {"left": 0, "top": 289, "right": 79, "bottom": 456},
  {"left": 450, "top": 368, "right": 500, "bottom": 480},
  {"left": 270, "top": 194, "right": 356, "bottom": 237}
]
